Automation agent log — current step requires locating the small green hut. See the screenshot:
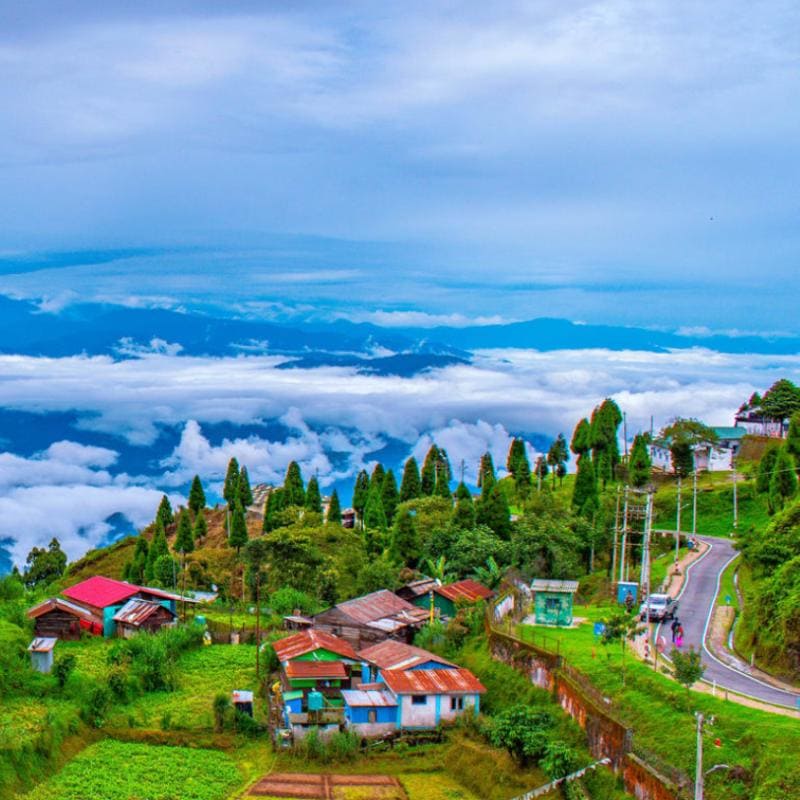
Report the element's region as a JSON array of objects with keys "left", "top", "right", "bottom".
[{"left": 530, "top": 579, "right": 579, "bottom": 627}]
